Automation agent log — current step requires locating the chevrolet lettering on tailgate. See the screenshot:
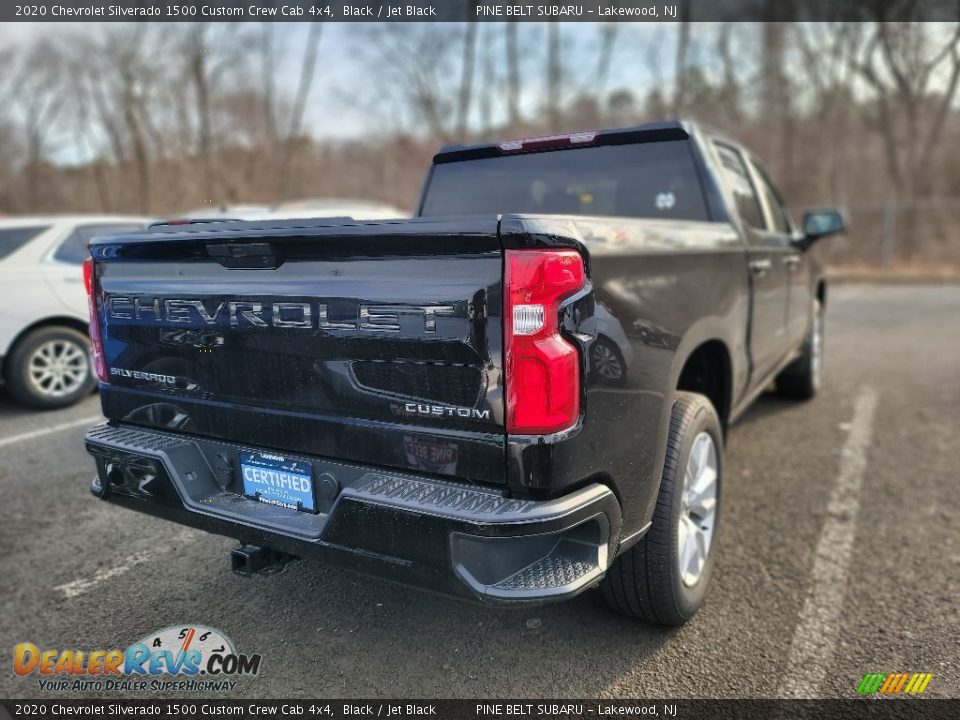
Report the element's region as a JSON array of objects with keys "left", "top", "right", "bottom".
[{"left": 107, "top": 296, "right": 457, "bottom": 332}]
